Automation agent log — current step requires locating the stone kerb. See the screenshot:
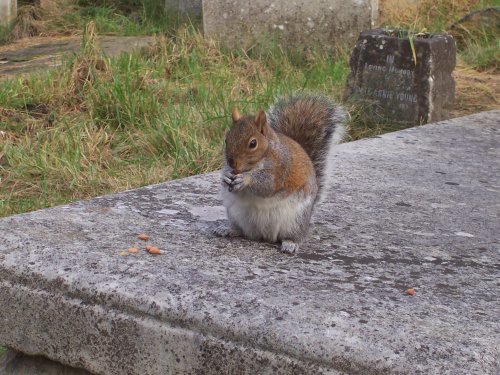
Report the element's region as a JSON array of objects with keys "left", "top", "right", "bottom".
[{"left": 0, "top": 111, "right": 499, "bottom": 374}]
